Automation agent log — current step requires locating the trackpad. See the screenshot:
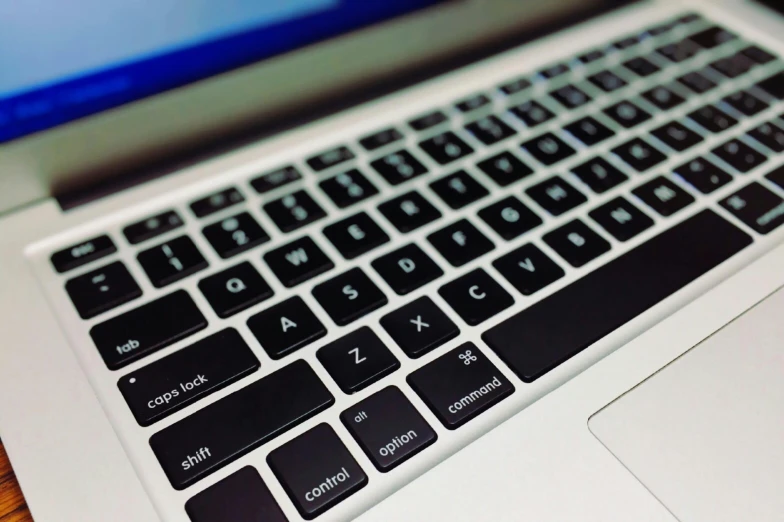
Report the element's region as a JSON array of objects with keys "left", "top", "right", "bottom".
[{"left": 589, "top": 288, "right": 784, "bottom": 522}]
